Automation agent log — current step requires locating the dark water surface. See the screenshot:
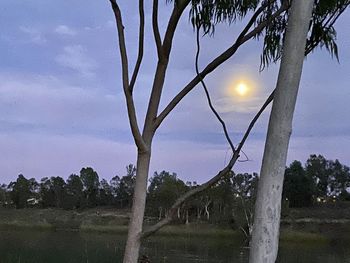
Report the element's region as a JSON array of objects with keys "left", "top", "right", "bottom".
[{"left": 0, "top": 229, "right": 349, "bottom": 263}]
